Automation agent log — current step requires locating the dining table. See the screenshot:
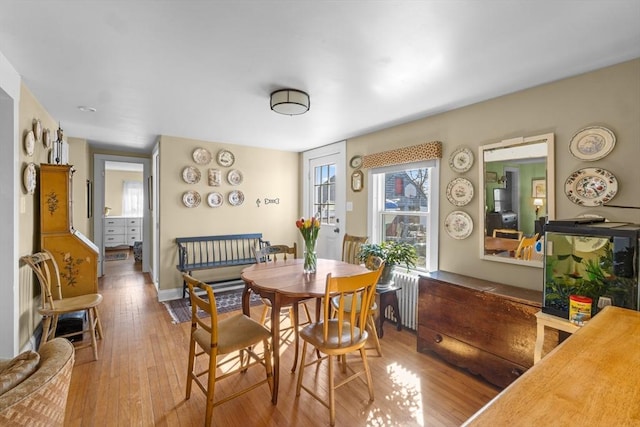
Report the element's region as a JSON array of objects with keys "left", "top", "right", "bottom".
[
  {"left": 484, "top": 236, "right": 521, "bottom": 255},
  {"left": 241, "top": 258, "right": 370, "bottom": 404}
]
